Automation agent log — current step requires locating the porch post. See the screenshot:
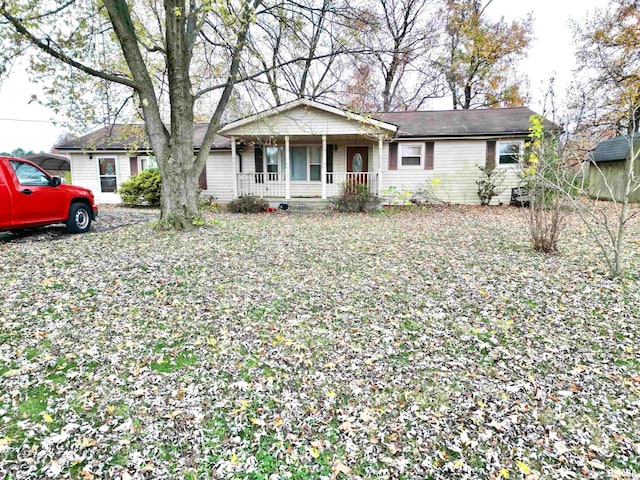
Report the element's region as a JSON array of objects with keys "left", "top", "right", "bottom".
[
  {"left": 378, "top": 134, "right": 384, "bottom": 196},
  {"left": 231, "top": 135, "right": 238, "bottom": 198},
  {"left": 321, "top": 134, "right": 327, "bottom": 199},
  {"left": 285, "top": 135, "right": 291, "bottom": 199}
]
